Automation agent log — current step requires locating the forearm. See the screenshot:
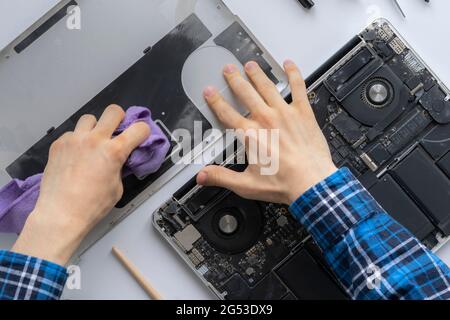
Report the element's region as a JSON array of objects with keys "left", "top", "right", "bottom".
[
  {"left": 0, "top": 250, "right": 67, "bottom": 300},
  {"left": 1, "top": 211, "right": 72, "bottom": 301},
  {"left": 290, "top": 168, "right": 450, "bottom": 300}
]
